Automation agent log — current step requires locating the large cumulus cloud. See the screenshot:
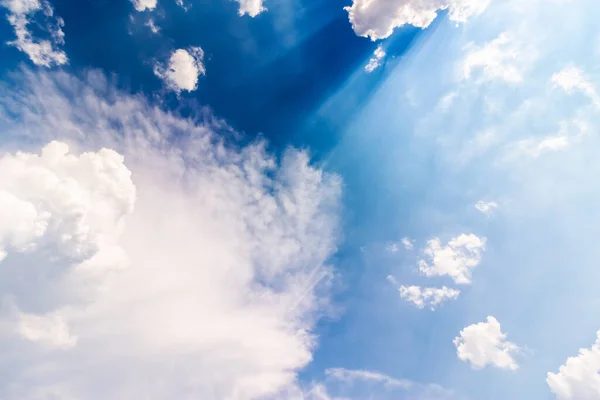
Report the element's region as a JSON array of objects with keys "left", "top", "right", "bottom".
[{"left": 0, "top": 69, "right": 341, "bottom": 400}]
